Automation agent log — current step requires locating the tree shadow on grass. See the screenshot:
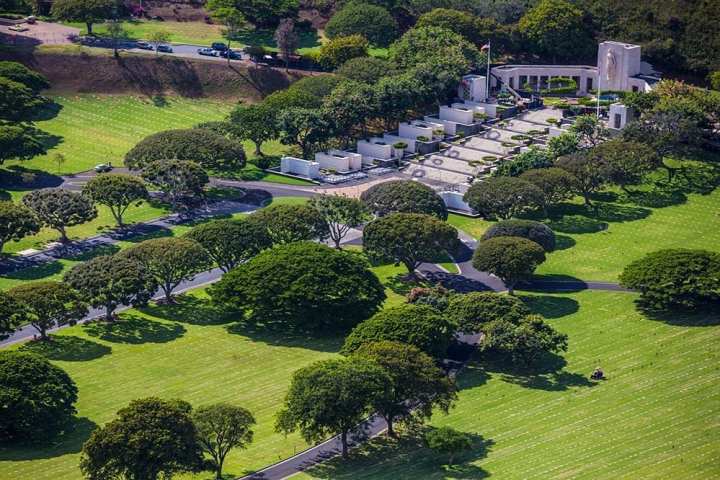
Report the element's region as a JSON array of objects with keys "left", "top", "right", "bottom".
[
  {"left": 0, "top": 166, "right": 63, "bottom": 190},
  {"left": 554, "top": 234, "right": 576, "bottom": 250},
  {"left": 110, "top": 223, "right": 174, "bottom": 242},
  {"left": 0, "top": 416, "right": 97, "bottom": 461},
  {"left": 1, "top": 260, "right": 64, "bottom": 279},
  {"left": 19, "top": 335, "right": 111, "bottom": 361},
  {"left": 82, "top": 315, "right": 185, "bottom": 344},
  {"left": 636, "top": 303, "right": 720, "bottom": 327},
  {"left": 545, "top": 215, "right": 608, "bottom": 234},
  {"left": 140, "top": 295, "right": 236, "bottom": 326},
  {"left": 32, "top": 100, "right": 64, "bottom": 121},
  {"left": 226, "top": 321, "right": 343, "bottom": 353},
  {"left": 385, "top": 272, "right": 427, "bottom": 297},
  {"left": 480, "top": 352, "right": 595, "bottom": 392},
  {"left": 520, "top": 294, "right": 580, "bottom": 319},
  {"left": 620, "top": 188, "right": 687, "bottom": 208}
]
